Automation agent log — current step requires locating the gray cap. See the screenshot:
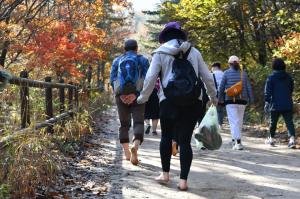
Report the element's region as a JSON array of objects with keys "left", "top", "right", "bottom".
[{"left": 124, "top": 39, "right": 138, "bottom": 49}]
